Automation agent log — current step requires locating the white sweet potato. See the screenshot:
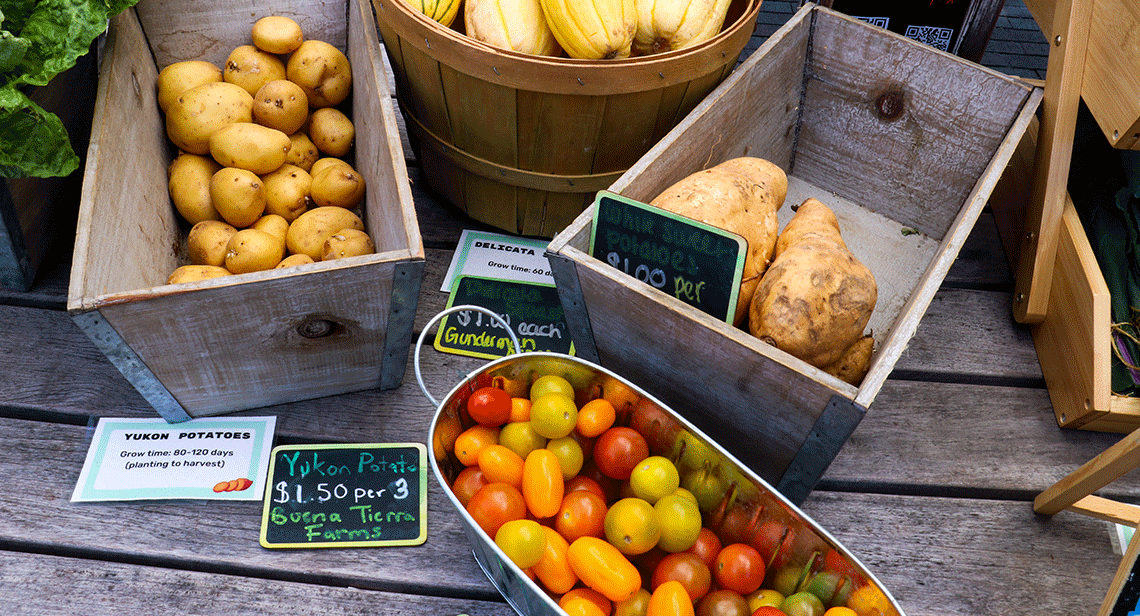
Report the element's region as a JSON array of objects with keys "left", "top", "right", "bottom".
[
  {"left": 749, "top": 197, "right": 877, "bottom": 371},
  {"left": 649, "top": 157, "right": 787, "bottom": 326}
]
